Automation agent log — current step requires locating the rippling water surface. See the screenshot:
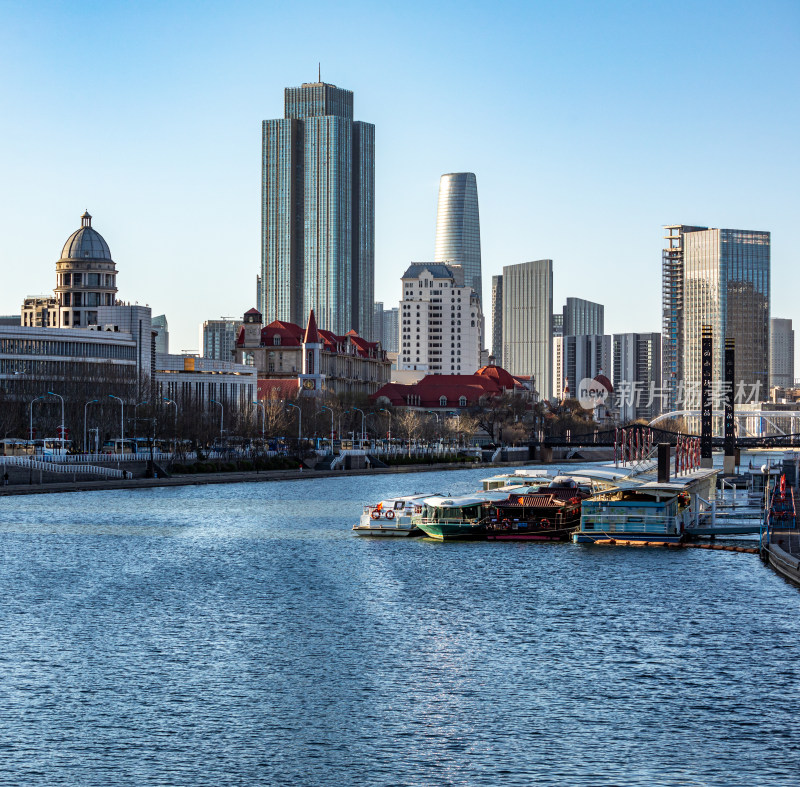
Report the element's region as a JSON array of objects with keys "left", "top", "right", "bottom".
[{"left": 0, "top": 466, "right": 799, "bottom": 786}]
